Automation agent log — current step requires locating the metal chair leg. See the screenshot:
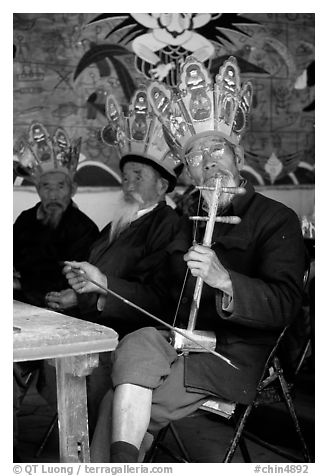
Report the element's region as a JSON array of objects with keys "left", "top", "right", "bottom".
[
  {"left": 238, "top": 435, "right": 252, "bottom": 462},
  {"left": 145, "top": 423, "right": 191, "bottom": 463},
  {"left": 34, "top": 412, "right": 58, "bottom": 458},
  {"left": 243, "top": 430, "right": 307, "bottom": 463},
  {"left": 294, "top": 339, "right": 311, "bottom": 377},
  {"left": 145, "top": 425, "right": 170, "bottom": 462},
  {"left": 169, "top": 423, "right": 192, "bottom": 462},
  {"left": 223, "top": 403, "right": 254, "bottom": 462},
  {"left": 276, "top": 360, "right": 312, "bottom": 462}
]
